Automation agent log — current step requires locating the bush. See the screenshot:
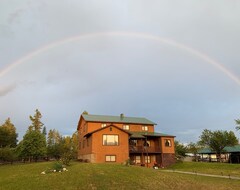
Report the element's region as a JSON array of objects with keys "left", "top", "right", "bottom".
[
  {"left": 53, "top": 162, "right": 64, "bottom": 172},
  {"left": 0, "top": 147, "right": 17, "bottom": 164}
]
